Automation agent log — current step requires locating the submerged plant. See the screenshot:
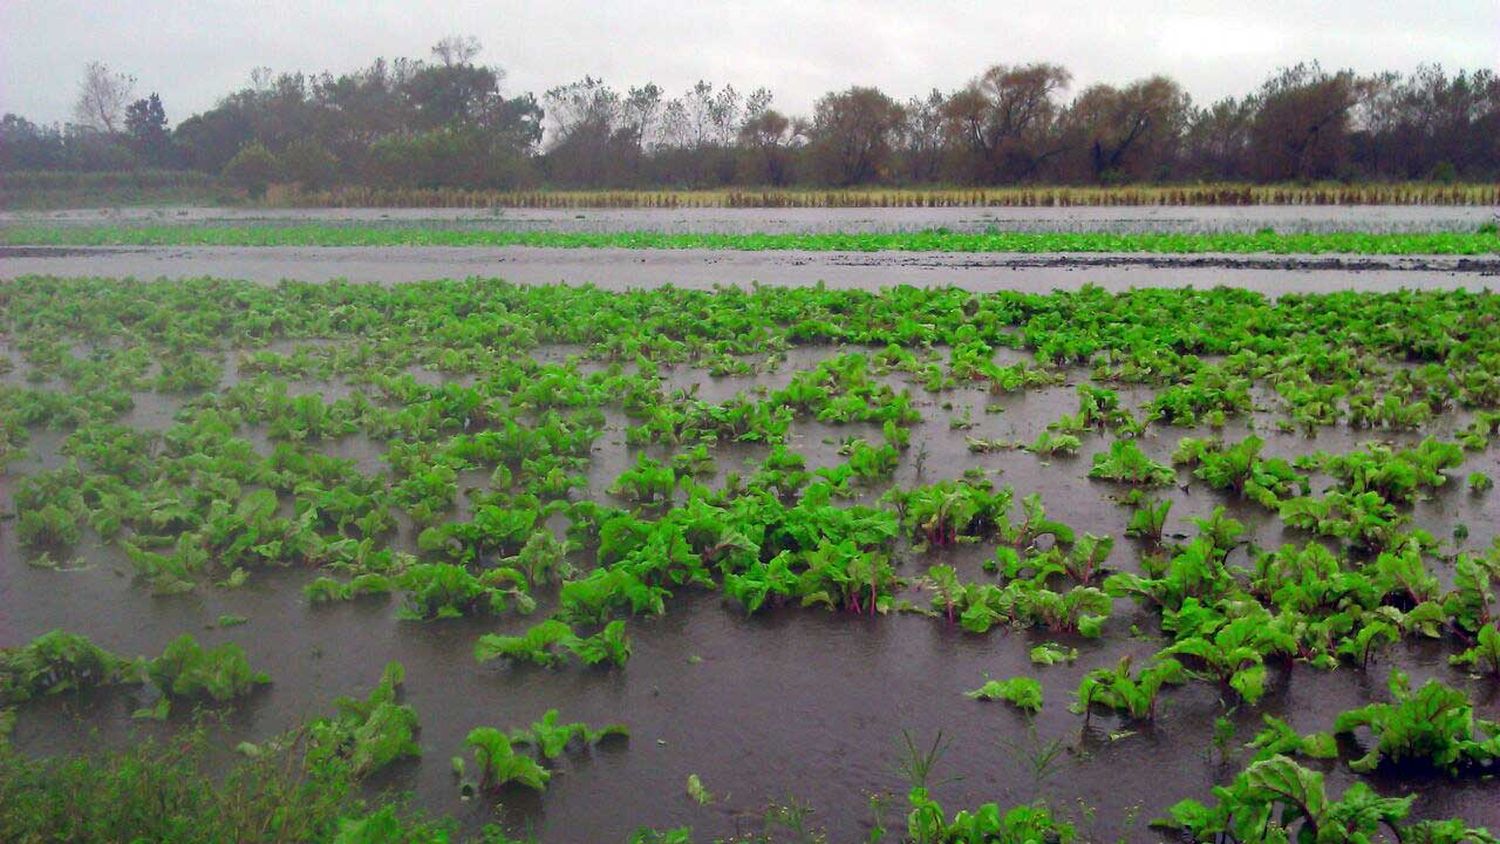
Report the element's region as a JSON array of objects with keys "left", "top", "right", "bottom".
[
  {"left": 1163, "top": 609, "right": 1296, "bottom": 705},
  {"left": 1029, "top": 642, "right": 1078, "bottom": 665},
  {"left": 395, "top": 562, "right": 534, "bottom": 621},
  {"left": 889, "top": 480, "right": 1011, "bottom": 548},
  {"left": 1450, "top": 624, "right": 1500, "bottom": 676},
  {"left": 306, "top": 661, "right": 420, "bottom": 779},
  {"left": 965, "top": 676, "right": 1043, "bottom": 714},
  {"left": 459, "top": 727, "right": 550, "bottom": 792},
  {"left": 1089, "top": 440, "right": 1176, "bottom": 486},
  {"left": 1154, "top": 755, "right": 1426, "bottom": 842},
  {"left": 1246, "top": 716, "right": 1339, "bottom": 764},
  {"left": 144, "top": 634, "right": 269, "bottom": 710},
  {"left": 506, "top": 708, "right": 628, "bottom": 759},
  {"left": 0, "top": 630, "right": 130, "bottom": 705},
  {"left": 474, "top": 618, "right": 632, "bottom": 668},
  {"left": 1124, "top": 496, "right": 1172, "bottom": 545},
  {"left": 1071, "top": 656, "right": 1185, "bottom": 722},
  {"left": 1332, "top": 669, "right": 1500, "bottom": 774}
]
